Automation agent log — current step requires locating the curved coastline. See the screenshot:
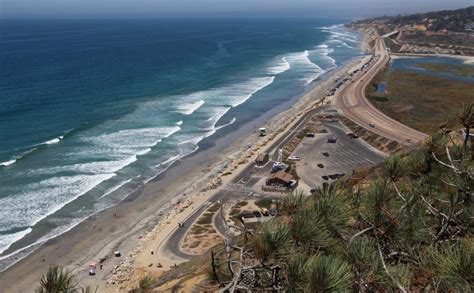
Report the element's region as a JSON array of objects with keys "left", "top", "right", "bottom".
[{"left": 0, "top": 24, "right": 365, "bottom": 292}]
